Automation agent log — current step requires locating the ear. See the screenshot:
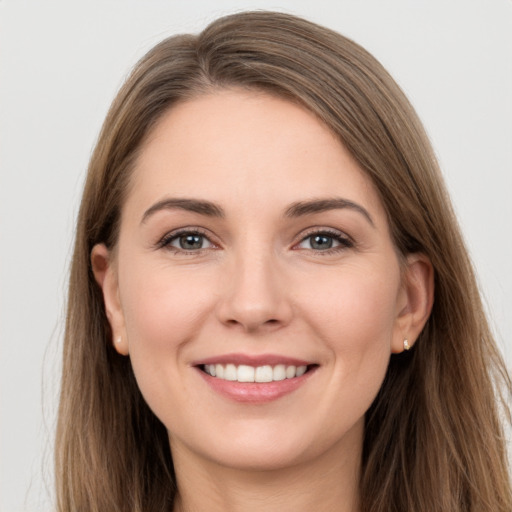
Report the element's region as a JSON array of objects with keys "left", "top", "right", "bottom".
[
  {"left": 391, "top": 253, "right": 434, "bottom": 353},
  {"left": 91, "top": 243, "right": 129, "bottom": 355}
]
